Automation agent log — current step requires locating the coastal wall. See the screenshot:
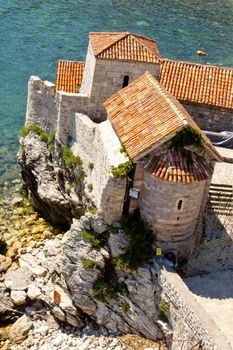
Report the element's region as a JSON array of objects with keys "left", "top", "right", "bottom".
[
  {"left": 56, "top": 92, "right": 88, "bottom": 144},
  {"left": 156, "top": 263, "right": 231, "bottom": 350},
  {"left": 70, "top": 114, "right": 127, "bottom": 223},
  {"left": 25, "top": 76, "right": 58, "bottom": 133},
  {"left": 183, "top": 103, "right": 233, "bottom": 132}
]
